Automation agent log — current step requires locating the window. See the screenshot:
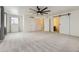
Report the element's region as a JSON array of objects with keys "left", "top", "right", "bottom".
[{"left": 11, "top": 17, "right": 18, "bottom": 24}]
